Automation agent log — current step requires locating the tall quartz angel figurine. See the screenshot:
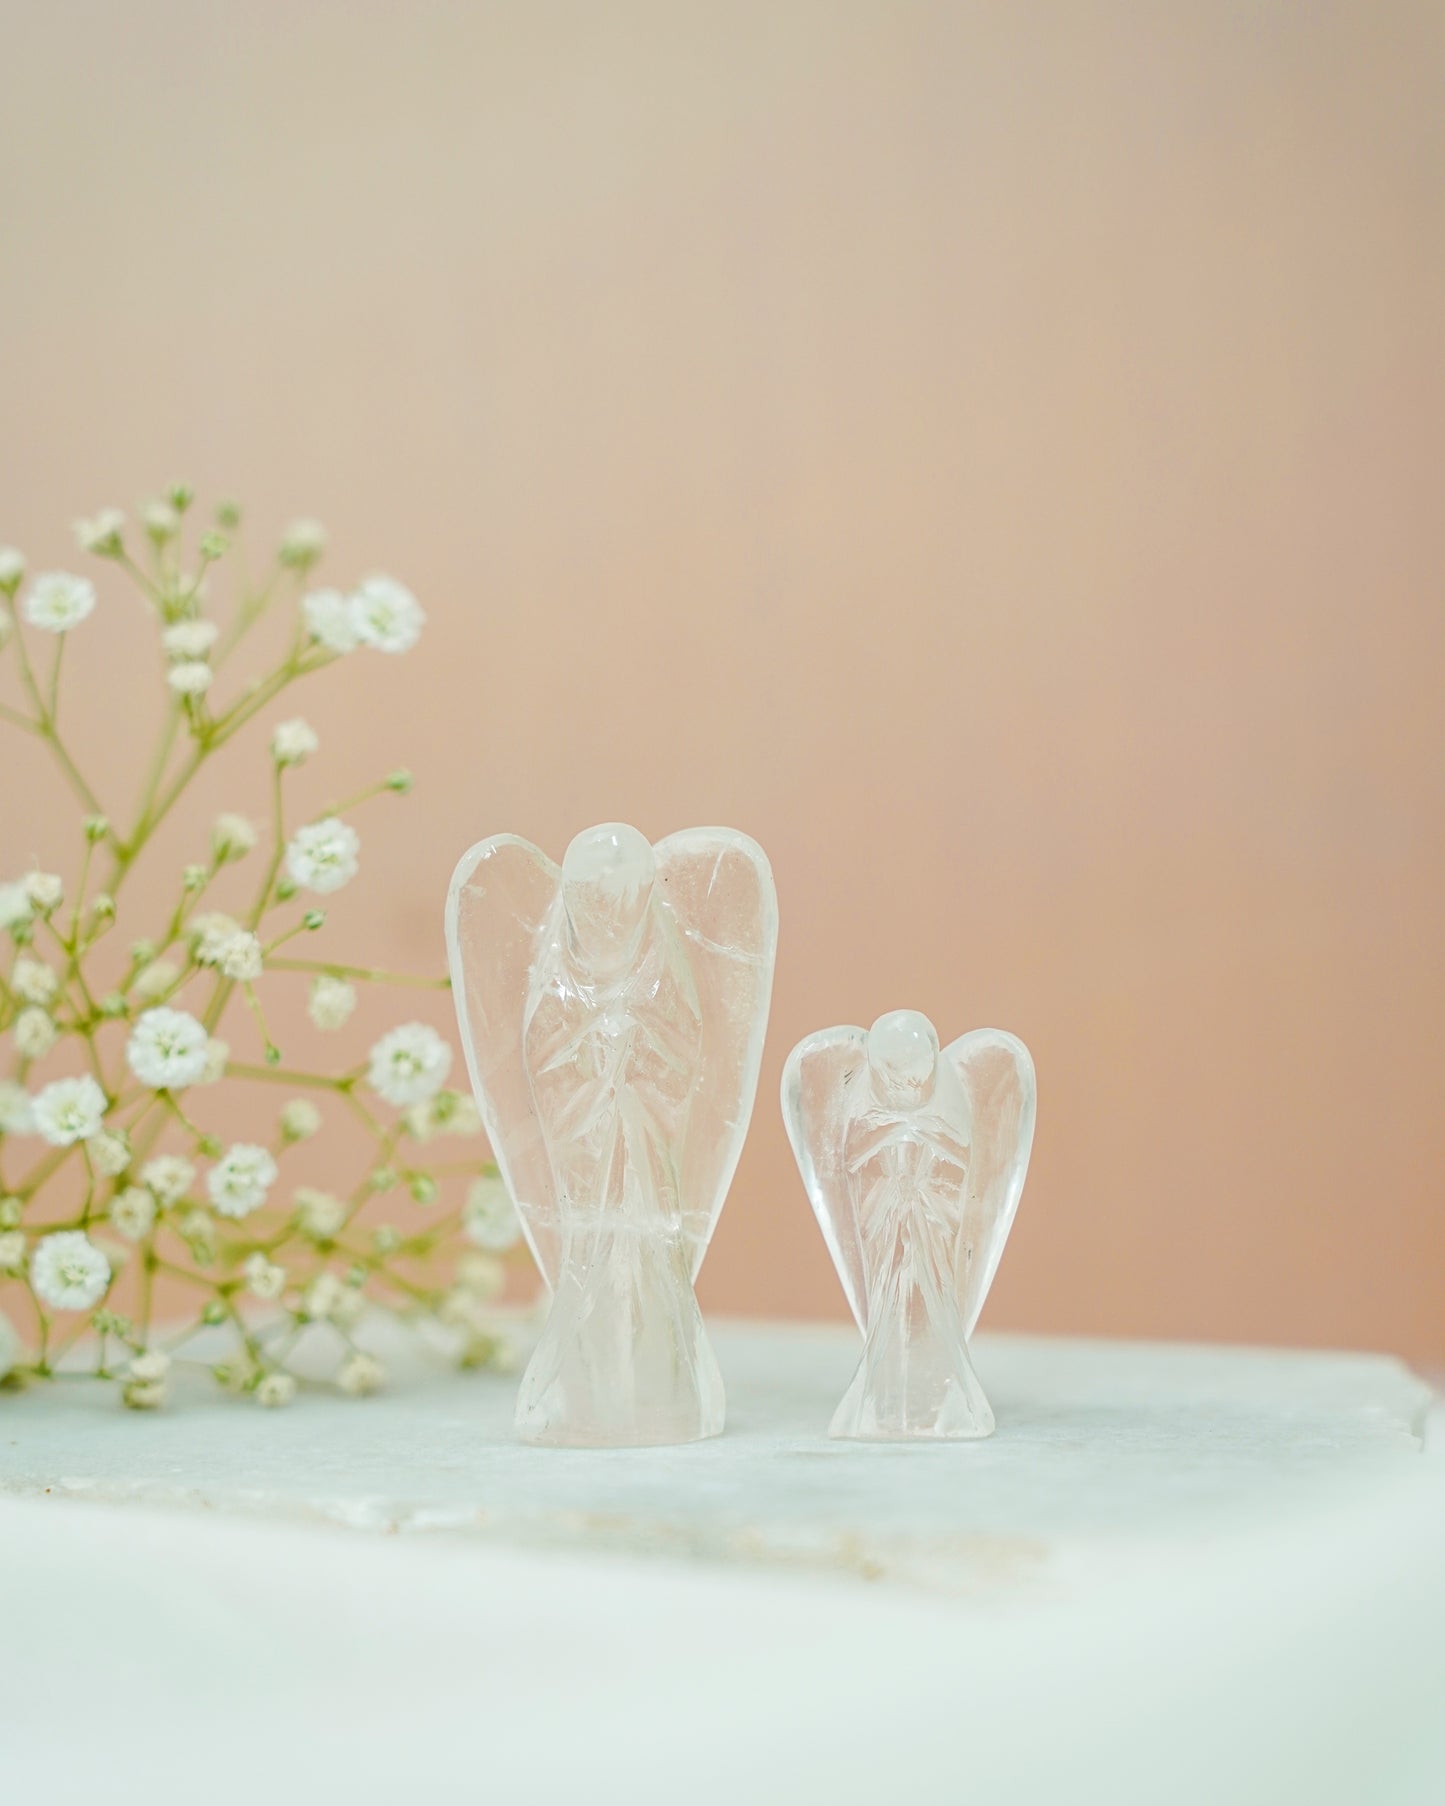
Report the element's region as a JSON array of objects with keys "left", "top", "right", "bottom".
[
  {"left": 782, "top": 1011, "right": 1035, "bottom": 1441},
  {"left": 446, "top": 823, "right": 777, "bottom": 1447}
]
